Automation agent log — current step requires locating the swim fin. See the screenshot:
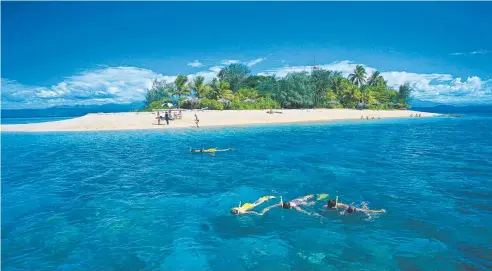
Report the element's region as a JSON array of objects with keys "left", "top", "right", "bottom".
[{"left": 317, "top": 193, "right": 328, "bottom": 201}]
